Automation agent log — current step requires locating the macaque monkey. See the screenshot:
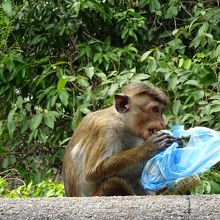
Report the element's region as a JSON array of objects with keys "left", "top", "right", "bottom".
[{"left": 62, "top": 82, "right": 178, "bottom": 196}]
